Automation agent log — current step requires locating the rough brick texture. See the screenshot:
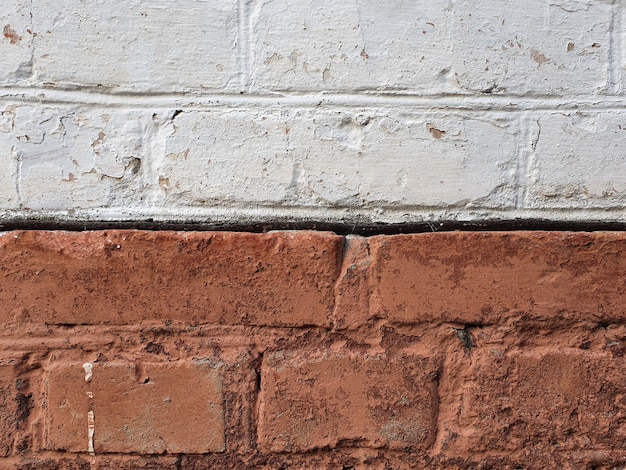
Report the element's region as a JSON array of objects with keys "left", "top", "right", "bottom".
[
  {"left": 3, "top": 1, "right": 626, "bottom": 468},
  {"left": 0, "top": 230, "right": 623, "bottom": 469},
  {"left": 0, "top": 230, "right": 342, "bottom": 326},
  {"left": 370, "top": 231, "right": 626, "bottom": 324},
  {"left": 258, "top": 351, "right": 439, "bottom": 452},
  {"left": 449, "top": 350, "right": 626, "bottom": 454},
  {"left": 46, "top": 361, "right": 224, "bottom": 454}
]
